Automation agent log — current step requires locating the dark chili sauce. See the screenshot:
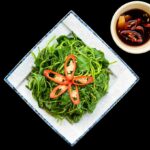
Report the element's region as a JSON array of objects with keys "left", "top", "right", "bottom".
[{"left": 117, "top": 9, "right": 150, "bottom": 46}]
